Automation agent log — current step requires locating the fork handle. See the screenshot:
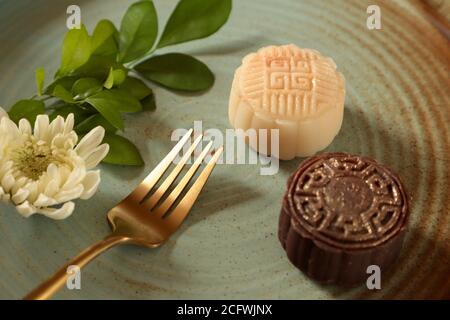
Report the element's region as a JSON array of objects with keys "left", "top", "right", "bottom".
[{"left": 23, "top": 234, "right": 130, "bottom": 300}]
